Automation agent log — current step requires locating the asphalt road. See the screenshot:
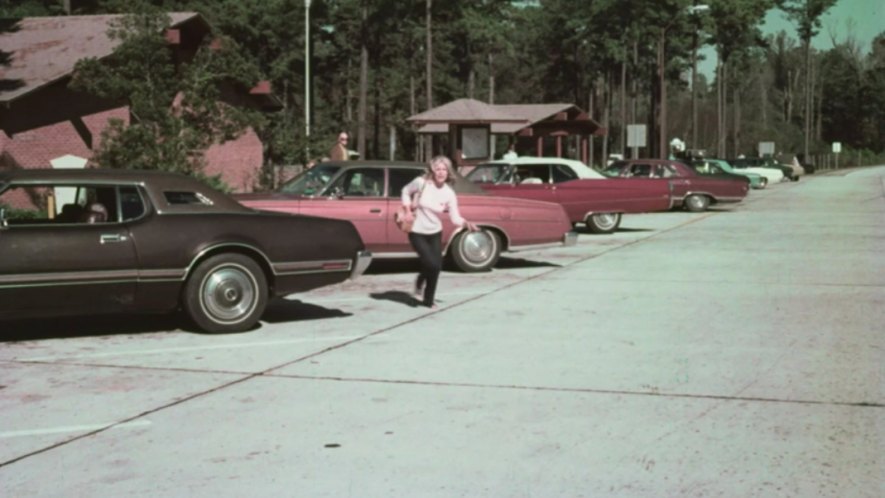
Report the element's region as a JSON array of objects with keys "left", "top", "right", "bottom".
[{"left": 1, "top": 167, "right": 883, "bottom": 497}]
